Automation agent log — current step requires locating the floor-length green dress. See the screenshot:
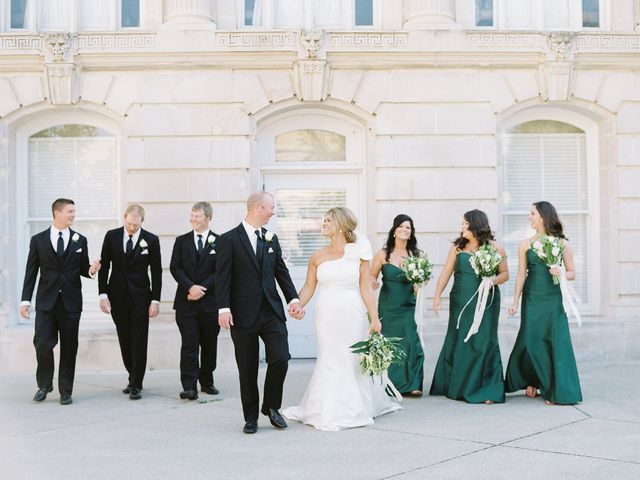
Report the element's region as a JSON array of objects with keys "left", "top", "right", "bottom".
[
  {"left": 379, "top": 264, "right": 424, "bottom": 393},
  {"left": 505, "top": 249, "right": 582, "bottom": 404},
  {"left": 429, "top": 252, "right": 505, "bottom": 403}
]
